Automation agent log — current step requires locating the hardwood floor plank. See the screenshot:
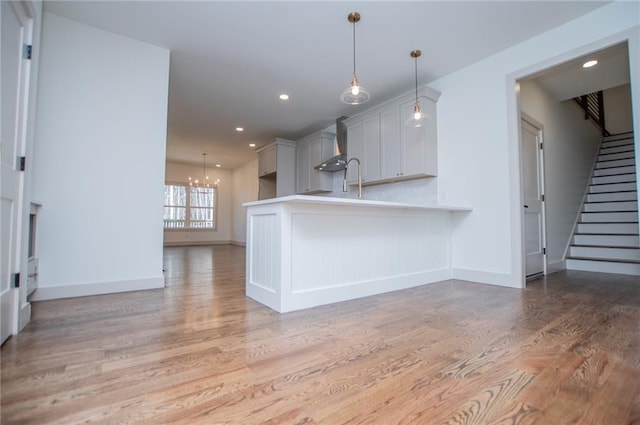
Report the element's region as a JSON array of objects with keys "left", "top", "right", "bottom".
[{"left": 1, "top": 246, "right": 639, "bottom": 424}]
